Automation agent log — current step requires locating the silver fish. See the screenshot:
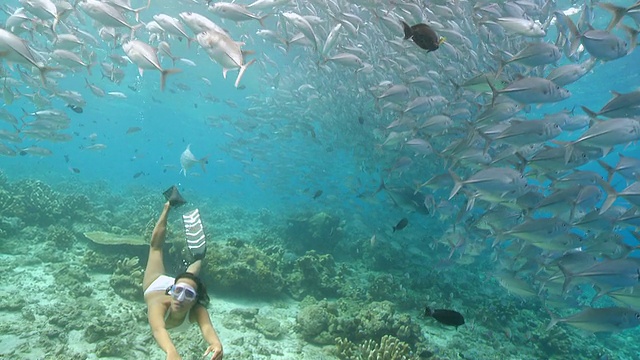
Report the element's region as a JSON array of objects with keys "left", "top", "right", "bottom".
[
  {"left": 180, "top": 144, "right": 208, "bottom": 177},
  {"left": 547, "top": 307, "right": 640, "bottom": 333},
  {"left": 491, "top": 77, "right": 571, "bottom": 105}
]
